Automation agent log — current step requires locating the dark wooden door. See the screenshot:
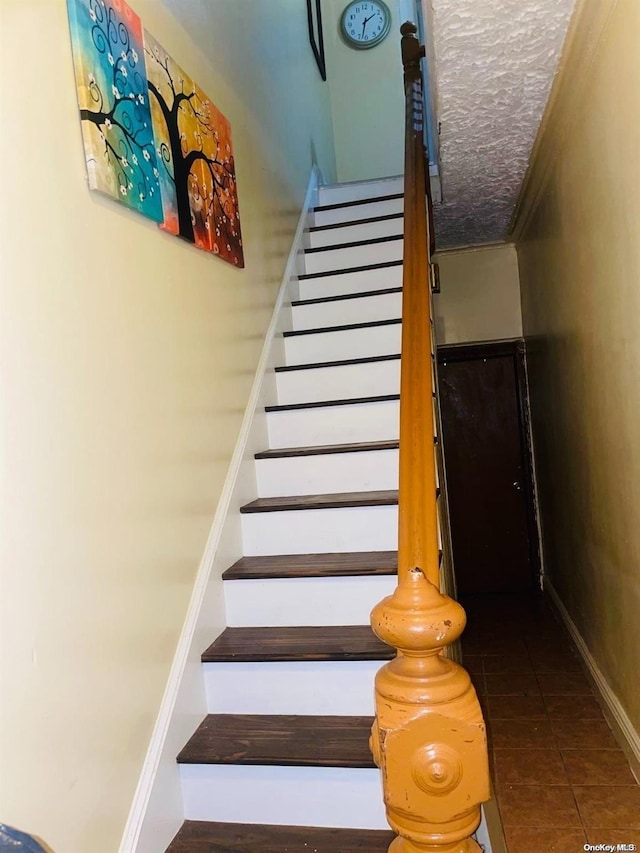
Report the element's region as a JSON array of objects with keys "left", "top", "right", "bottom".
[{"left": 437, "top": 343, "right": 536, "bottom": 594}]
